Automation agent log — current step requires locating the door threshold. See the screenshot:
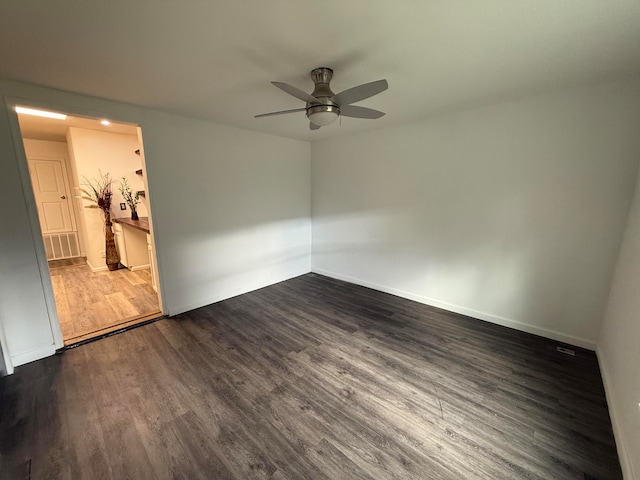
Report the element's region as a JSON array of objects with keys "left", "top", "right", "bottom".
[{"left": 61, "top": 312, "right": 164, "bottom": 350}]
